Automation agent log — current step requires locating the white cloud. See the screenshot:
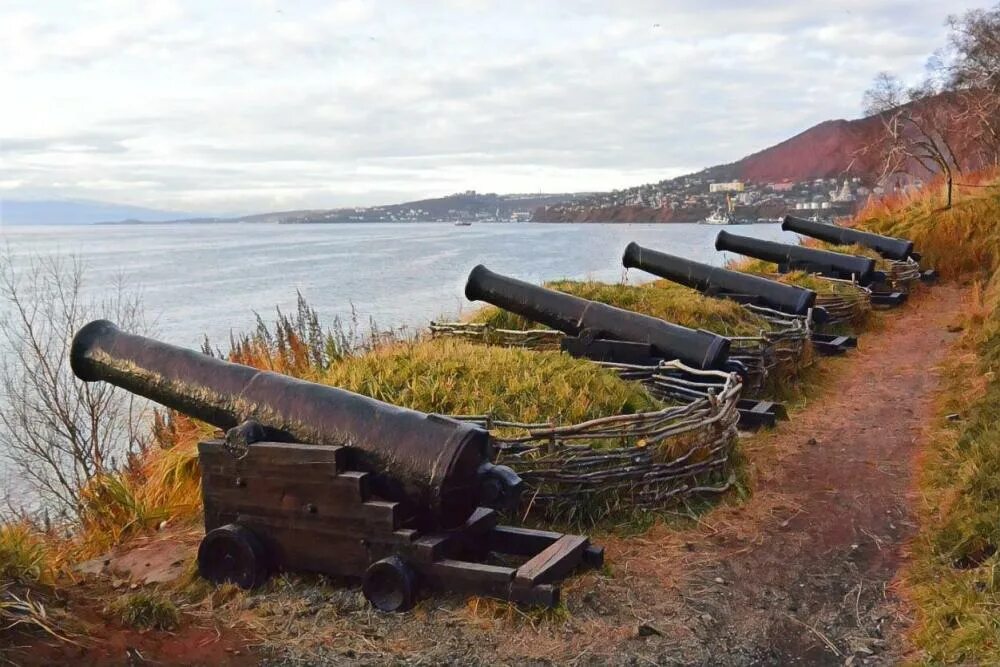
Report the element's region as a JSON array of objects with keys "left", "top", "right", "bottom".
[{"left": 0, "top": 0, "right": 984, "bottom": 213}]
